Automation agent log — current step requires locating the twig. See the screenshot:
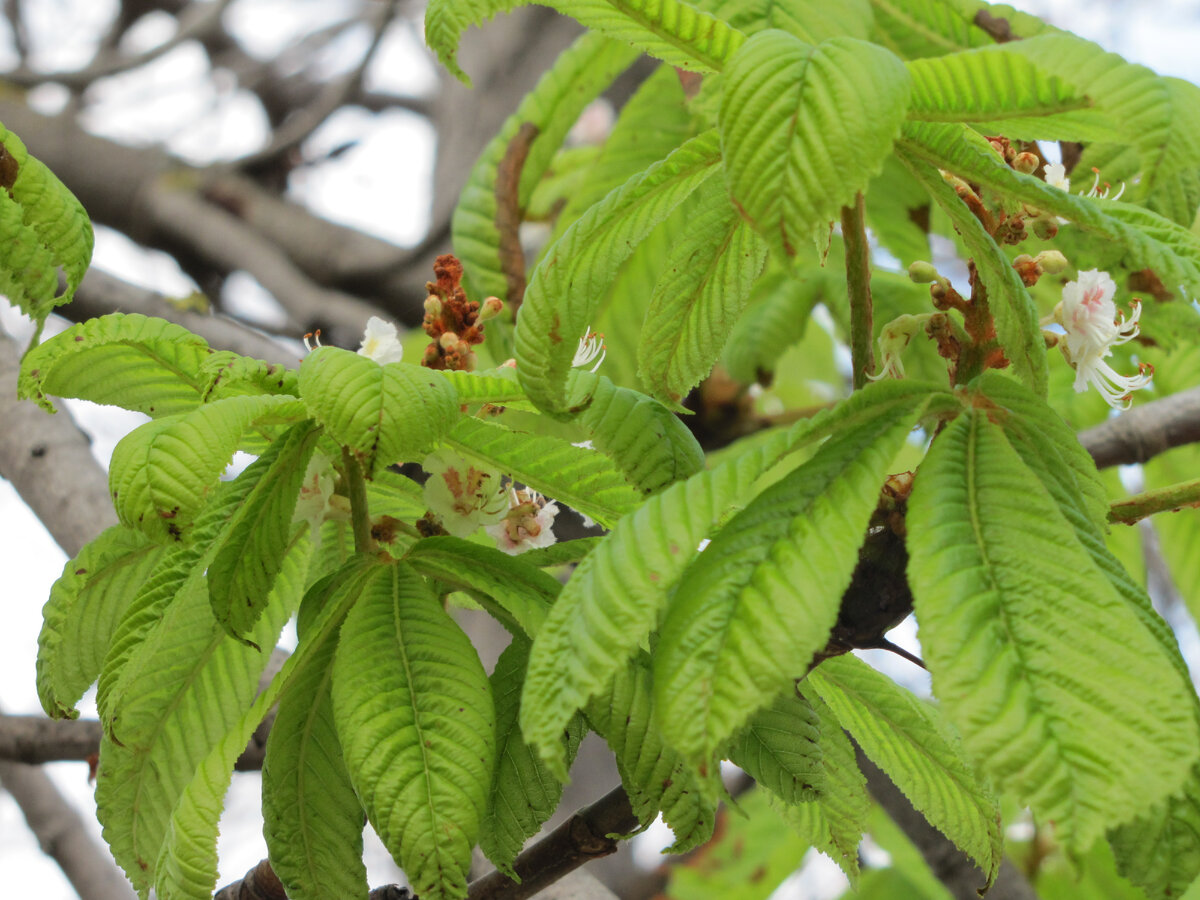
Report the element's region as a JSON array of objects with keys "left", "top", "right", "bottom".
[
  {"left": 1108, "top": 477, "right": 1200, "bottom": 525},
  {"left": 841, "top": 192, "right": 875, "bottom": 390}
]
